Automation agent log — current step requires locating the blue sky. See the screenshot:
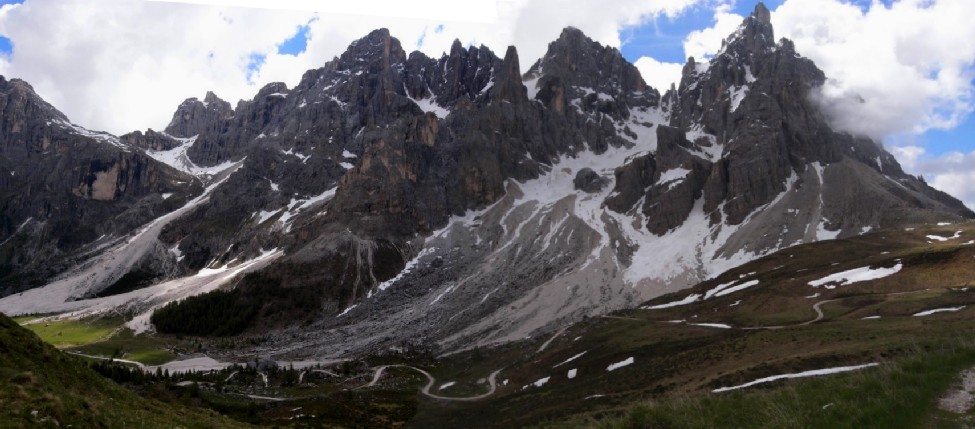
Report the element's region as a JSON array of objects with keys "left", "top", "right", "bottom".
[
  {"left": 0, "top": 0, "right": 17, "bottom": 57},
  {"left": 278, "top": 23, "right": 311, "bottom": 56}
]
